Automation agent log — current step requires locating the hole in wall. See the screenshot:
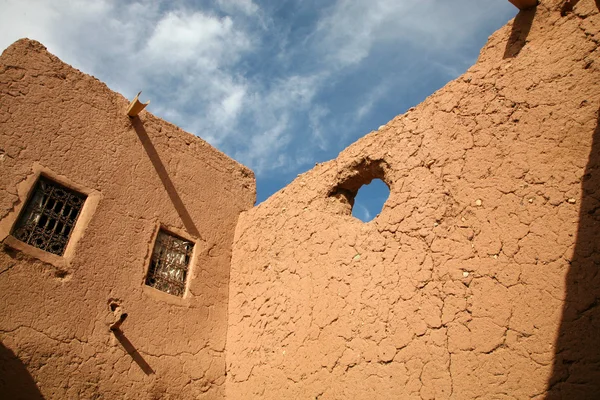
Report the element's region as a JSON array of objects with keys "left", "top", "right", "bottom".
[
  {"left": 328, "top": 159, "right": 390, "bottom": 222},
  {"left": 109, "top": 301, "right": 120, "bottom": 312},
  {"left": 351, "top": 178, "right": 390, "bottom": 222},
  {"left": 561, "top": 0, "right": 581, "bottom": 16},
  {"left": 54, "top": 269, "right": 68, "bottom": 279}
]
